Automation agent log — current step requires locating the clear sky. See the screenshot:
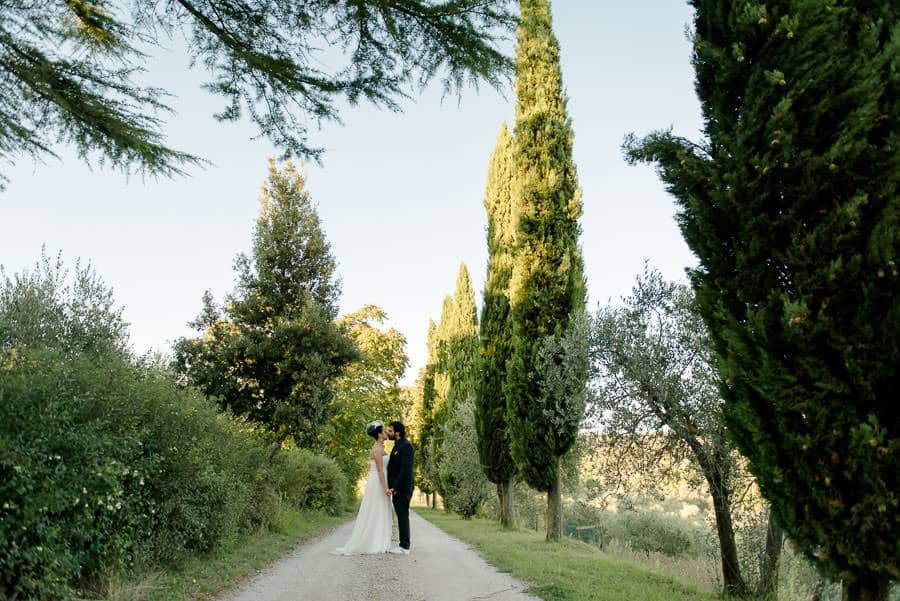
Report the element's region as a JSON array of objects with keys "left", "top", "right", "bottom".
[{"left": 1, "top": 2, "right": 702, "bottom": 385}]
